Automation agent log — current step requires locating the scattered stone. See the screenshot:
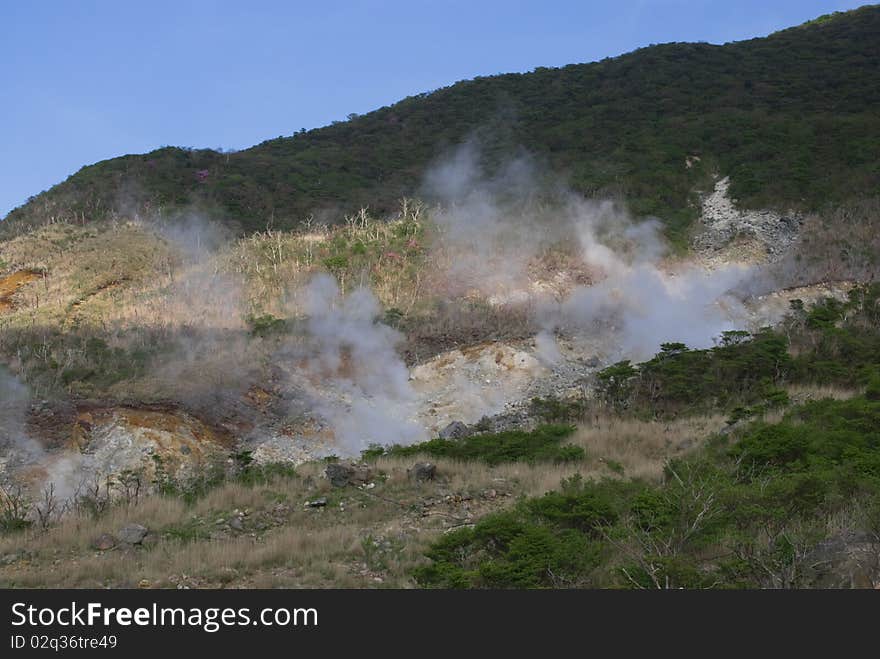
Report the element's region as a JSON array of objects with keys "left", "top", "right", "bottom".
[
  {"left": 443, "top": 524, "right": 475, "bottom": 534},
  {"left": 228, "top": 516, "right": 244, "bottom": 531},
  {"left": 720, "top": 420, "right": 746, "bottom": 436},
  {"left": 92, "top": 533, "right": 117, "bottom": 551},
  {"left": 305, "top": 497, "right": 328, "bottom": 508},
  {"left": 585, "top": 356, "right": 601, "bottom": 368},
  {"left": 1, "top": 552, "right": 22, "bottom": 565},
  {"left": 439, "top": 421, "right": 471, "bottom": 440},
  {"left": 324, "top": 461, "right": 373, "bottom": 487},
  {"left": 117, "top": 524, "right": 148, "bottom": 545},
  {"left": 408, "top": 462, "right": 437, "bottom": 482},
  {"left": 138, "top": 579, "right": 151, "bottom": 589}
]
